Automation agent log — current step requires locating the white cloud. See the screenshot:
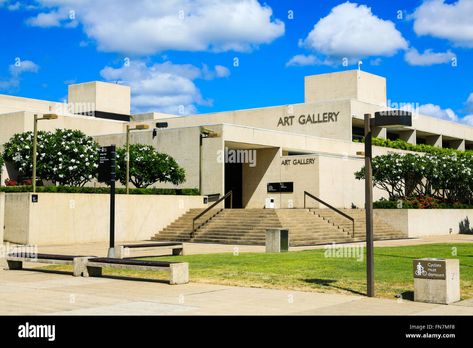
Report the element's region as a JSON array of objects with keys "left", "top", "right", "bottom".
[
  {"left": 301, "top": 2, "right": 407, "bottom": 60},
  {"left": 100, "top": 60, "right": 229, "bottom": 114},
  {"left": 9, "top": 60, "right": 39, "bottom": 75},
  {"left": 412, "top": 0, "right": 473, "bottom": 48},
  {"left": 24, "top": 0, "right": 284, "bottom": 55},
  {"left": 404, "top": 48, "right": 455, "bottom": 66},
  {"left": 419, "top": 96, "right": 473, "bottom": 126},
  {"left": 0, "top": 60, "right": 39, "bottom": 90},
  {"left": 213, "top": 65, "right": 230, "bottom": 78},
  {"left": 7, "top": 1, "right": 20, "bottom": 10},
  {"left": 26, "top": 10, "right": 64, "bottom": 27},
  {"left": 418, "top": 103, "right": 459, "bottom": 122},
  {"left": 462, "top": 115, "right": 473, "bottom": 126},
  {"left": 286, "top": 54, "right": 320, "bottom": 67}
]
